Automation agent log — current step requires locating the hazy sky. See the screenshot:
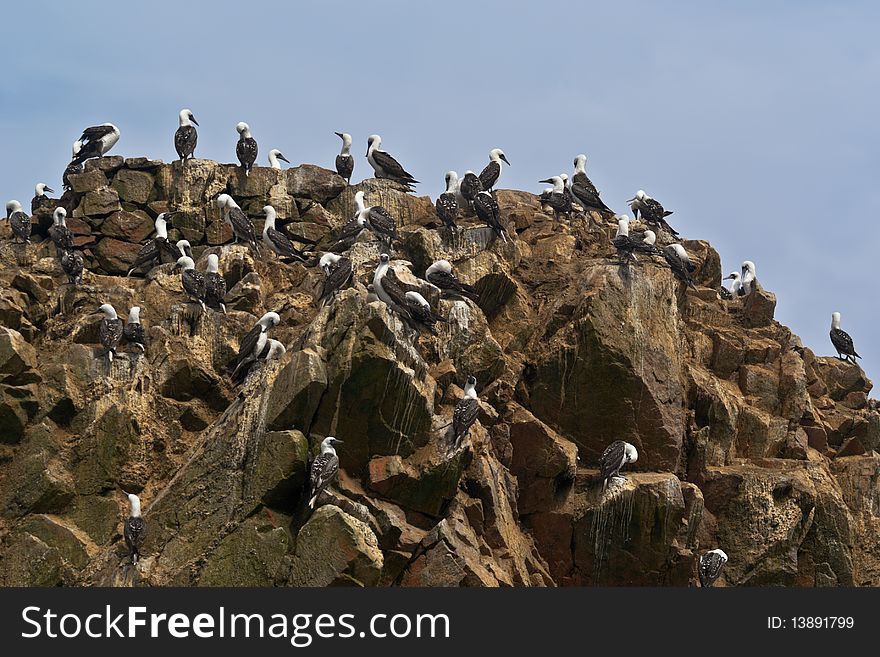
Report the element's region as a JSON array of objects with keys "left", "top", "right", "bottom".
[{"left": 2, "top": 1, "right": 878, "bottom": 383}]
